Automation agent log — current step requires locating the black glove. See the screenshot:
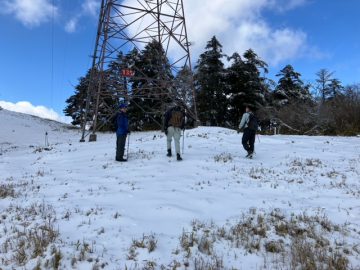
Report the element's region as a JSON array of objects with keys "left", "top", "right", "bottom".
[
  {"left": 165, "top": 129, "right": 168, "bottom": 135},
  {"left": 237, "top": 128, "right": 241, "bottom": 134}
]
